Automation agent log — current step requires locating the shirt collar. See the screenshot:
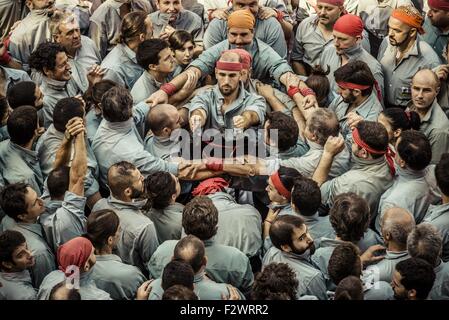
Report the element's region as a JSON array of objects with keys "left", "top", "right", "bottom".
[
  {"left": 108, "top": 194, "right": 146, "bottom": 210},
  {"left": 385, "top": 250, "right": 409, "bottom": 260},
  {"left": 0, "top": 66, "right": 22, "bottom": 83},
  {"left": 0, "top": 270, "right": 33, "bottom": 282},
  {"left": 9, "top": 140, "right": 39, "bottom": 159},
  {"left": 95, "top": 254, "right": 123, "bottom": 263},
  {"left": 213, "top": 82, "right": 248, "bottom": 110},
  {"left": 427, "top": 202, "right": 449, "bottom": 221},
  {"left": 42, "top": 76, "right": 69, "bottom": 91},
  {"left": 103, "top": 118, "right": 134, "bottom": 131},
  {"left": 121, "top": 43, "right": 138, "bottom": 63},
  {"left": 395, "top": 165, "right": 426, "bottom": 179}
]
